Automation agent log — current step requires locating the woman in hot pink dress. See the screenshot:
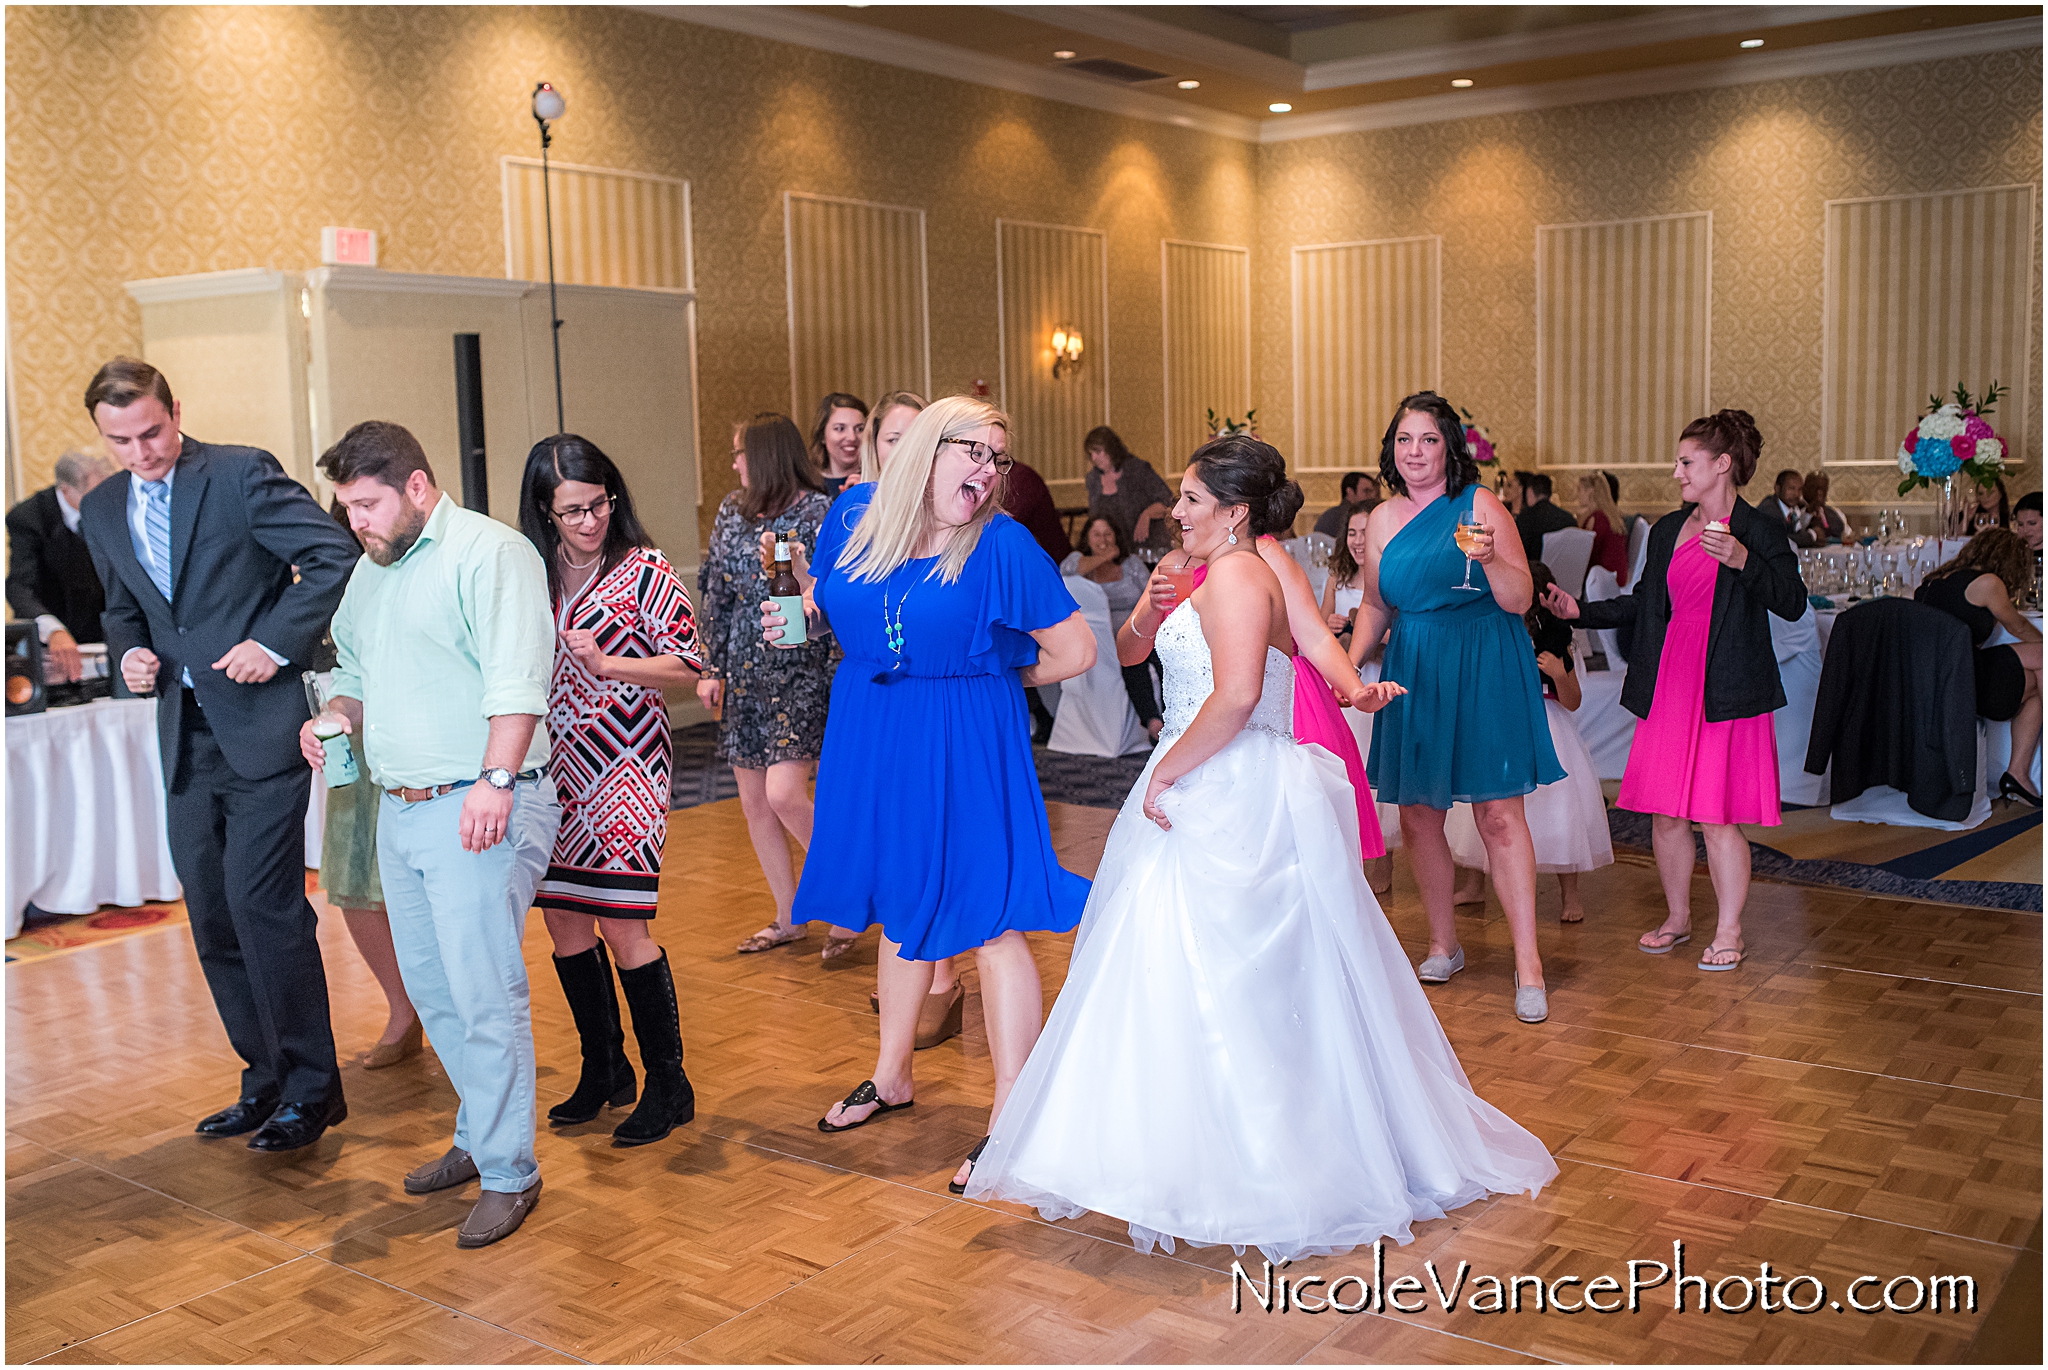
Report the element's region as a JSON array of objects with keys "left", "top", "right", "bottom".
[
  {"left": 1546, "top": 411, "right": 1807, "bottom": 972},
  {"left": 1165, "top": 517, "right": 1393, "bottom": 865}
]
